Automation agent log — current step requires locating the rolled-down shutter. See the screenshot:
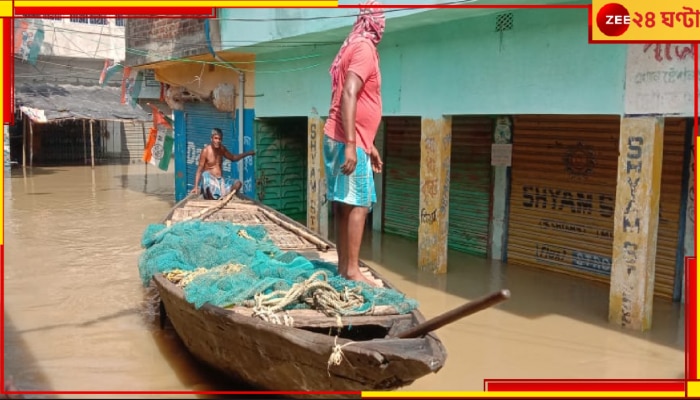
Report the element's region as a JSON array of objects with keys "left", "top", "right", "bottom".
[
  {"left": 383, "top": 117, "right": 421, "bottom": 239},
  {"left": 448, "top": 116, "right": 493, "bottom": 257},
  {"left": 655, "top": 117, "right": 688, "bottom": 300},
  {"left": 184, "top": 102, "right": 236, "bottom": 193},
  {"left": 507, "top": 115, "right": 619, "bottom": 282},
  {"left": 254, "top": 118, "right": 308, "bottom": 222}
]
